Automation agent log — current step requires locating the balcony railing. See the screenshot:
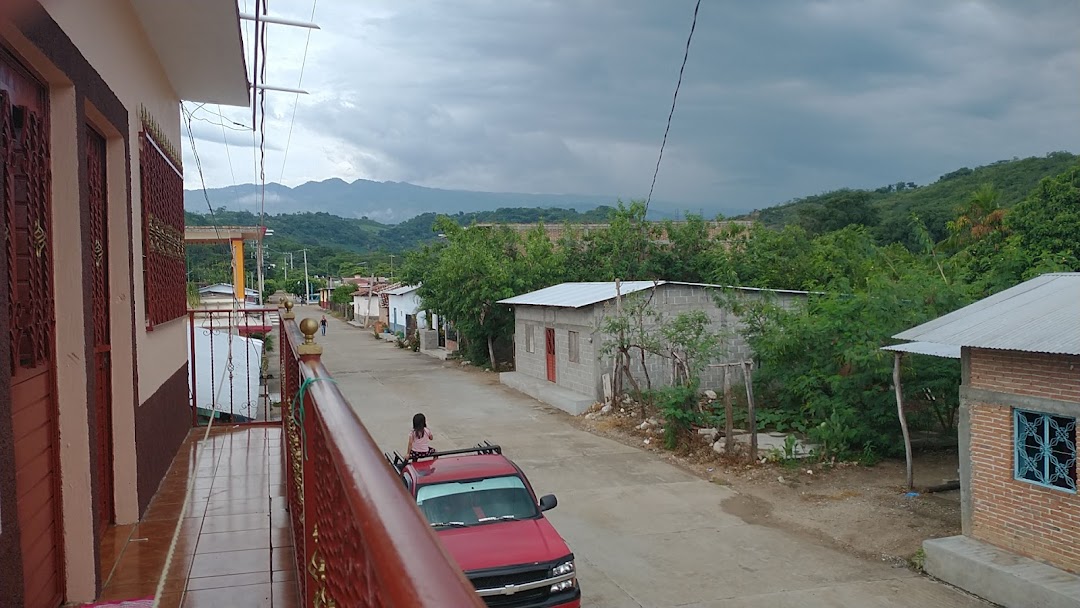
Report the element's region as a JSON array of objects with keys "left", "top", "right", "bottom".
[
  {"left": 187, "top": 306, "right": 278, "bottom": 425},
  {"left": 277, "top": 300, "right": 484, "bottom": 607}
]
